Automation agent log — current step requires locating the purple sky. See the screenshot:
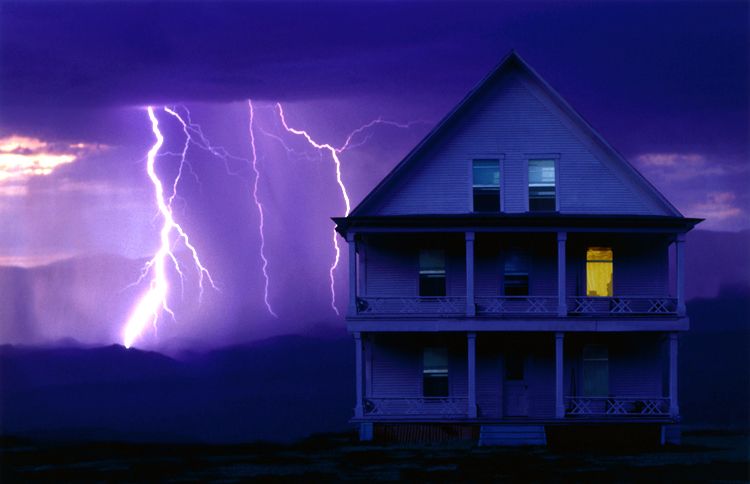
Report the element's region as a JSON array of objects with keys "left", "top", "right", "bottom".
[{"left": 0, "top": 1, "right": 747, "bottom": 348}]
